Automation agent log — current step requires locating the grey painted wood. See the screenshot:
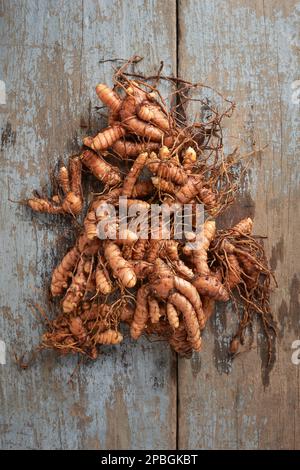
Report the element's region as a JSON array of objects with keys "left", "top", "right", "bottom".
[
  {"left": 0, "top": 0, "right": 177, "bottom": 449},
  {"left": 177, "top": 0, "right": 300, "bottom": 450},
  {"left": 1, "top": 0, "right": 299, "bottom": 451}
]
